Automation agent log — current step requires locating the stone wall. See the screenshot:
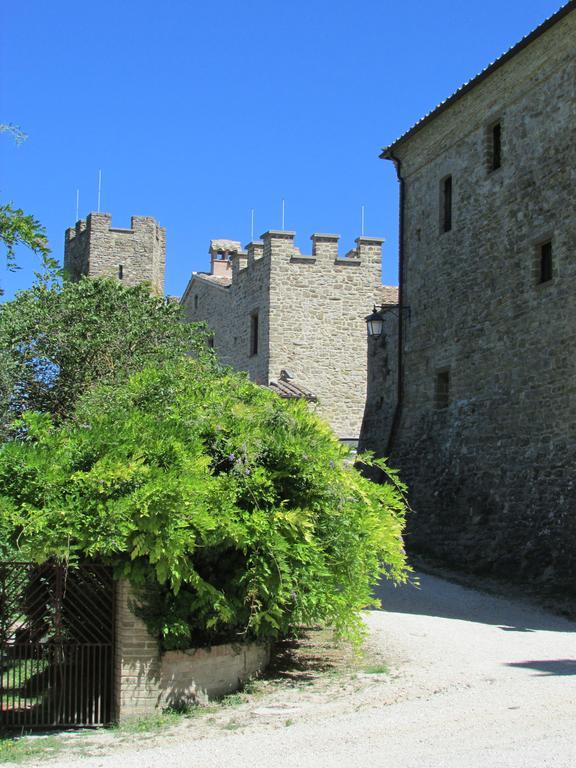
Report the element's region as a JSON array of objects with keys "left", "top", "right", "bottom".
[
  {"left": 378, "top": 9, "right": 576, "bottom": 590},
  {"left": 64, "top": 213, "right": 166, "bottom": 296},
  {"left": 181, "top": 239, "right": 271, "bottom": 385},
  {"left": 115, "top": 581, "right": 270, "bottom": 721},
  {"left": 267, "top": 233, "right": 386, "bottom": 439},
  {"left": 182, "top": 231, "right": 394, "bottom": 439}
]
